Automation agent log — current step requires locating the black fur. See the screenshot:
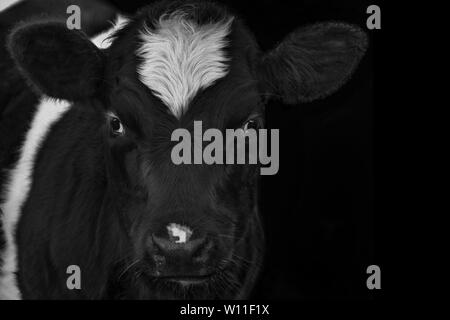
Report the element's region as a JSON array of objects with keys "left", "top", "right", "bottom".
[
  {"left": 1, "top": 0, "right": 367, "bottom": 300},
  {"left": 8, "top": 22, "right": 105, "bottom": 100},
  {"left": 0, "top": 0, "right": 117, "bottom": 196},
  {"left": 0, "top": 0, "right": 117, "bottom": 264},
  {"left": 259, "top": 22, "right": 368, "bottom": 103}
]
